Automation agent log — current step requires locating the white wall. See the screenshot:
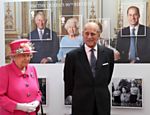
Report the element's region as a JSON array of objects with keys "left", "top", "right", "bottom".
[{"left": 33, "top": 64, "right": 66, "bottom": 115}]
